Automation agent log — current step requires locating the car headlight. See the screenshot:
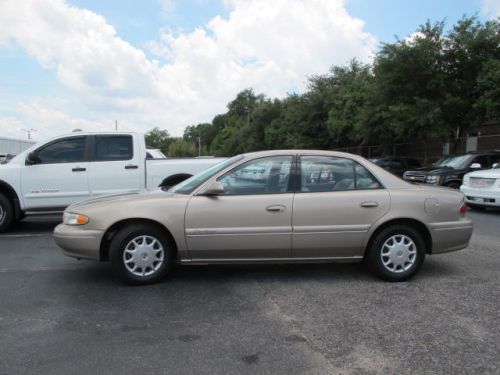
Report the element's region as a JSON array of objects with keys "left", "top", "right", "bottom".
[
  {"left": 63, "top": 212, "right": 89, "bottom": 225},
  {"left": 425, "top": 175, "right": 441, "bottom": 184}
]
